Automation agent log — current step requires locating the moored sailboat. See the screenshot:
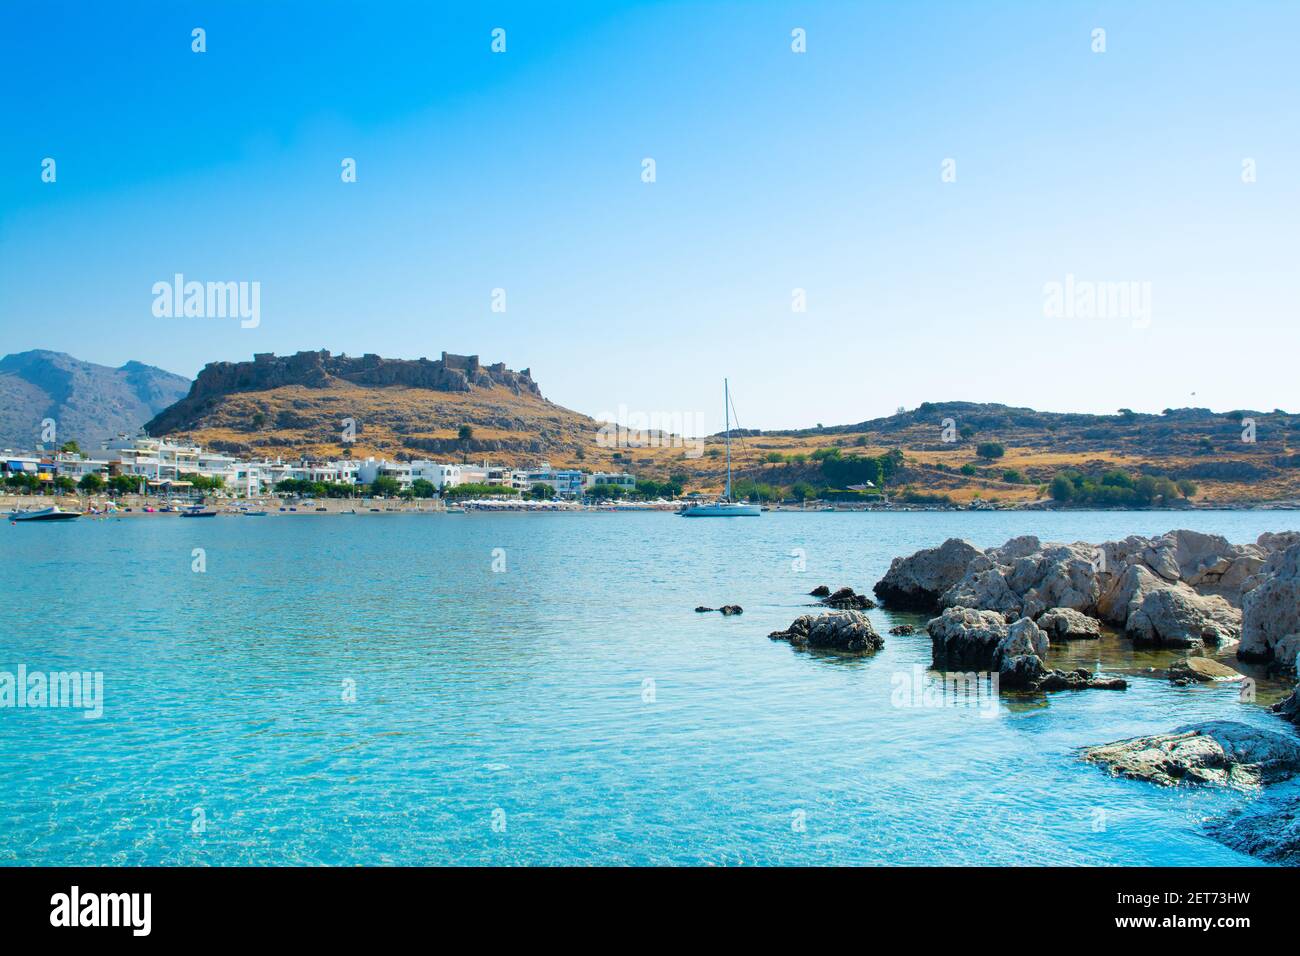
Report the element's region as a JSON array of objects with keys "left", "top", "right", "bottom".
[{"left": 679, "top": 379, "right": 761, "bottom": 517}]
